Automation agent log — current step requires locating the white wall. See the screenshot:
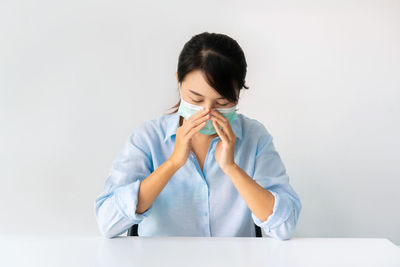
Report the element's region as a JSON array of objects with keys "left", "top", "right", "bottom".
[{"left": 1, "top": 0, "right": 399, "bottom": 244}]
